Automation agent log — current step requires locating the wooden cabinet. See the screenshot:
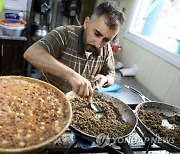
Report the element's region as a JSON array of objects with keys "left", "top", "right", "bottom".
[
  {"left": 0, "top": 0, "right": 34, "bottom": 76},
  {"left": 0, "top": 39, "right": 27, "bottom": 76}
]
